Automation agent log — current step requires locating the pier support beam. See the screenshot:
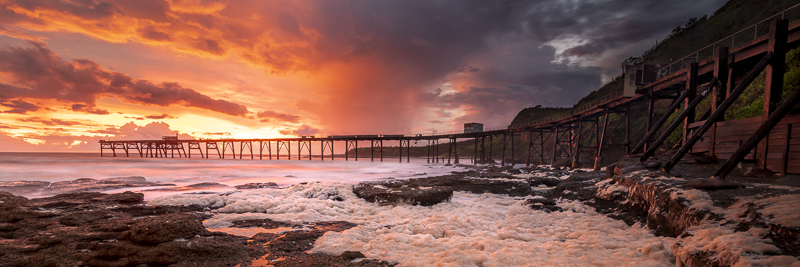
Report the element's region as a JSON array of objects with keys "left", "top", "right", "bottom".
[
  {"left": 595, "top": 110, "right": 610, "bottom": 170},
  {"left": 572, "top": 120, "right": 583, "bottom": 168},
  {"left": 757, "top": 19, "right": 789, "bottom": 168},
  {"left": 664, "top": 51, "right": 773, "bottom": 172}
]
